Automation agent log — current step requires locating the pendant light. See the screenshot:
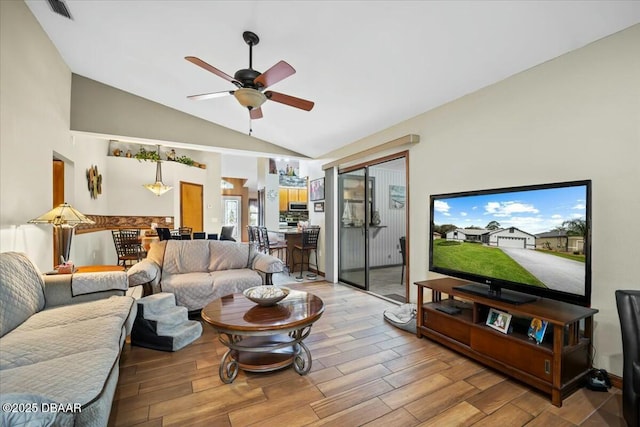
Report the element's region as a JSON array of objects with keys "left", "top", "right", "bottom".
[{"left": 143, "top": 145, "right": 172, "bottom": 196}]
